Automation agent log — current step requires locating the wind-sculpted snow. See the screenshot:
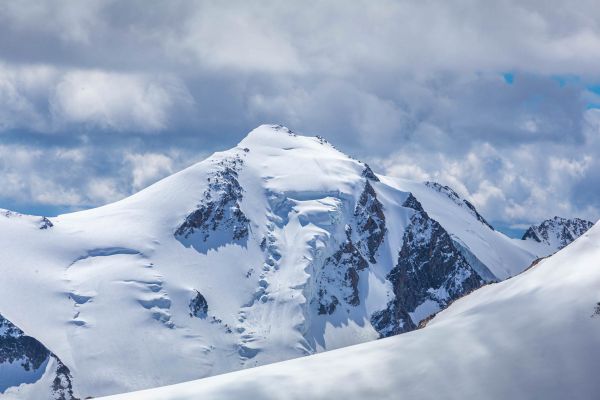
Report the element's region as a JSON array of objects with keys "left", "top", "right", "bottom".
[
  {"left": 69, "top": 247, "right": 141, "bottom": 265},
  {"left": 0, "top": 125, "right": 589, "bottom": 399}
]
